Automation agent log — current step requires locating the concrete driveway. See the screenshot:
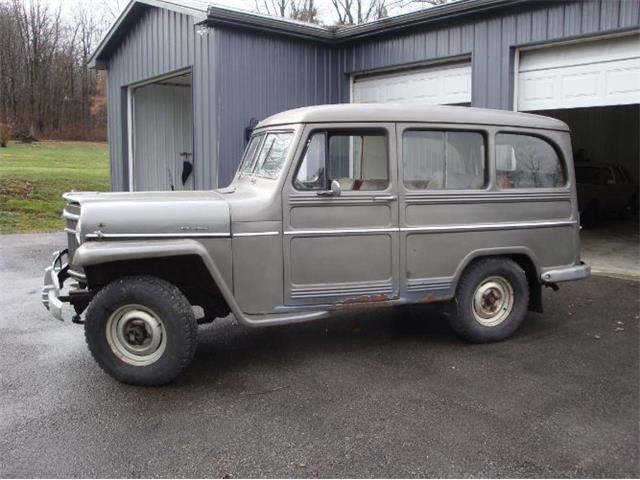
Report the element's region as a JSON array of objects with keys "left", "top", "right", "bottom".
[{"left": 1, "top": 233, "right": 638, "bottom": 478}]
